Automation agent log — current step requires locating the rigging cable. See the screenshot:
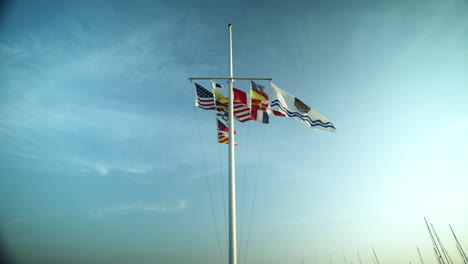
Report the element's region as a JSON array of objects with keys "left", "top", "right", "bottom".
[
  {"left": 195, "top": 109, "right": 224, "bottom": 264},
  {"left": 243, "top": 124, "right": 267, "bottom": 264},
  {"left": 237, "top": 121, "right": 251, "bottom": 262}
]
